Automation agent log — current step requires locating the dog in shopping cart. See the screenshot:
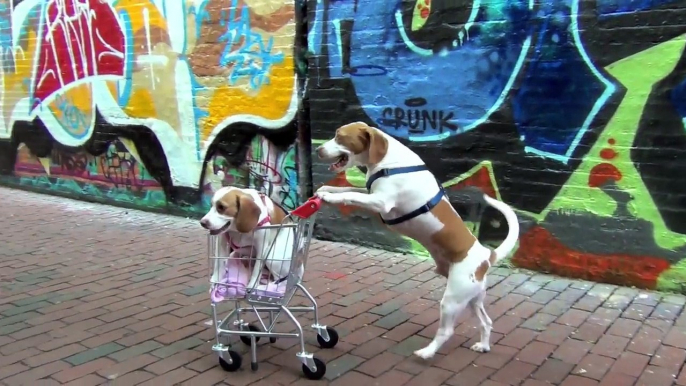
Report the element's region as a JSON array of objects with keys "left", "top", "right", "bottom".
[
  {"left": 315, "top": 122, "right": 520, "bottom": 359},
  {"left": 200, "top": 187, "right": 294, "bottom": 291}
]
